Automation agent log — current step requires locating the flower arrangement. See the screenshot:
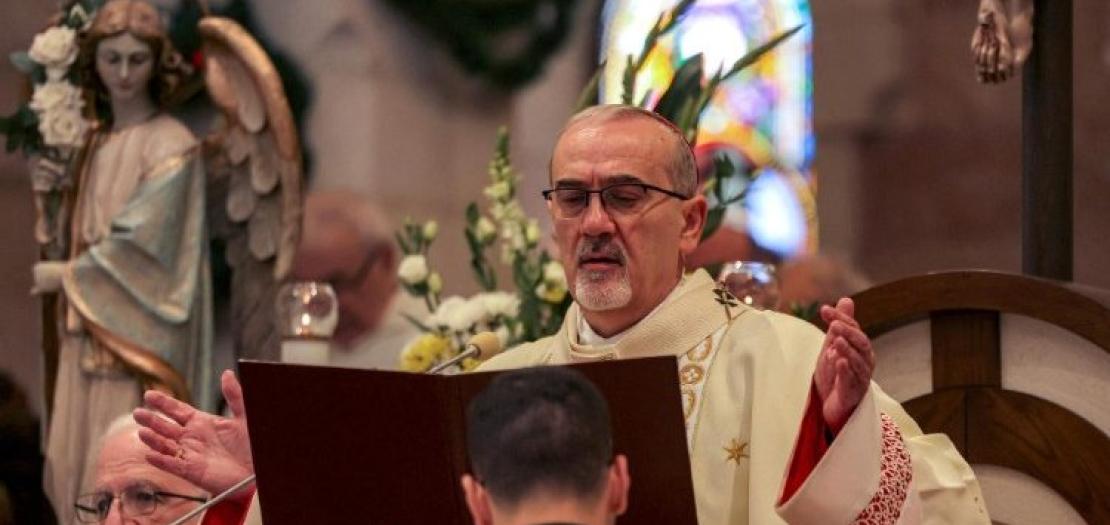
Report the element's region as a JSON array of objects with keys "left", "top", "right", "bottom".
[
  {"left": 1, "top": 2, "right": 100, "bottom": 157},
  {"left": 396, "top": 0, "right": 801, "bottom": 372},
  {"left": 396, "top": 129, "right": 570, "bottom": 373},
  {"left": 0, "top": 1, "right": 106, "bottom": 259}
]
